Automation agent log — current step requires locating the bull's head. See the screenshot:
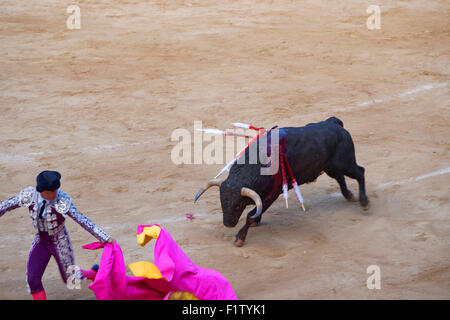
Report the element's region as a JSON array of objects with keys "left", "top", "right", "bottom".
[{"left": 194, "top": 178, "right": 262, "bottom": 227}]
